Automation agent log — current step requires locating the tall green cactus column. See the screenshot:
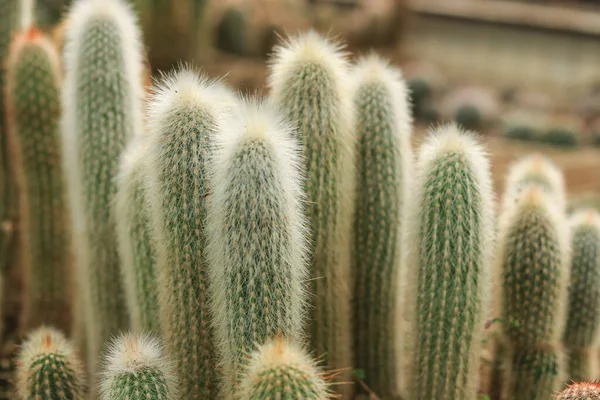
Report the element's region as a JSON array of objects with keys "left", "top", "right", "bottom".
[
  {"left": 404, "top": 124, "right": 495, "bottom": 400},
  {"left": 61, "top": 0, "right": 145, "bottom": 373},
  {"left": 5, "top": 28, "right": 73, "bottom": 334},
  {"left": 350, "top": 55, "right": 412, "bottom": 399},
  {"left": 206, "top": 99, "right": 308, "bottom": 388},
  {"left": 267, "top": 31, "right": 356, "bottom": 397},
  {"left": 563, "top": 209, "right": 600, "bottom": 382},
  {"left": 145, "top": 68, "right": 235, "bottom": 398}
]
